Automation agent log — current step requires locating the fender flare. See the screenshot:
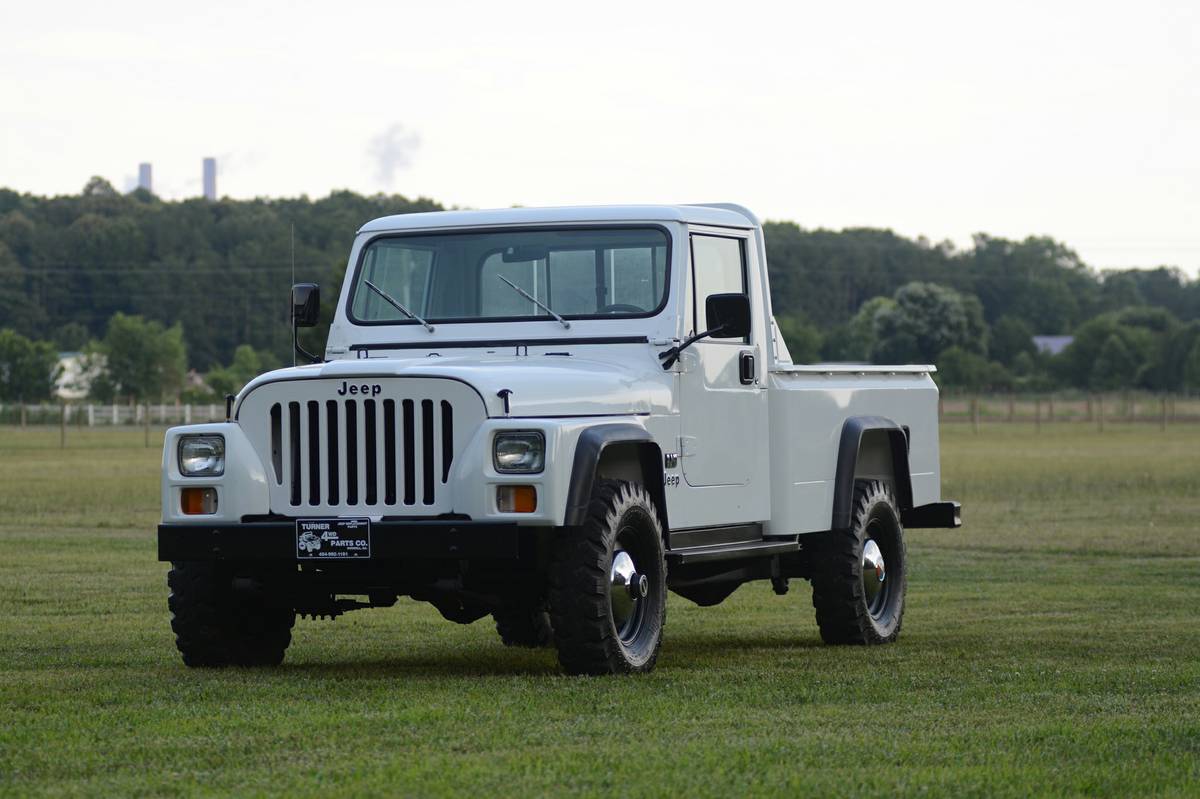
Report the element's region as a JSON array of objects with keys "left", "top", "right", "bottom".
[
  {"left": 831, "top": 415, "right": 914, "bottom": 530},
  {"left": 563, "top": 424, "right": 663, "bottom": 527}
]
